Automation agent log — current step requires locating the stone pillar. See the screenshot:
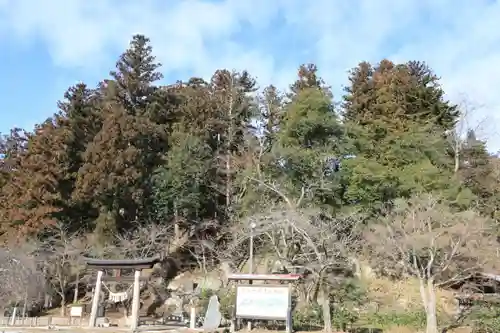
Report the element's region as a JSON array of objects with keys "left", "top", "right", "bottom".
[
  {"left": 130, "top": 269, "right": 141, "bottom": 330},
  {"left": 88, "top": 270, "right": 103, "bottom": 327}
]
